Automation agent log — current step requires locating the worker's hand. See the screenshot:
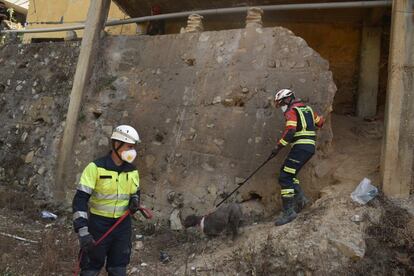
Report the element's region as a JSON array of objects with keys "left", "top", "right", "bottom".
[
  {"left": 129, "top": 195, "right": 140, "bottom": 214},
  {"left": 78, "top": 226, "right": 95, "bottom": 252},
  {"left": 271, "top": 146, "right": 282, "bottom": 157}
]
